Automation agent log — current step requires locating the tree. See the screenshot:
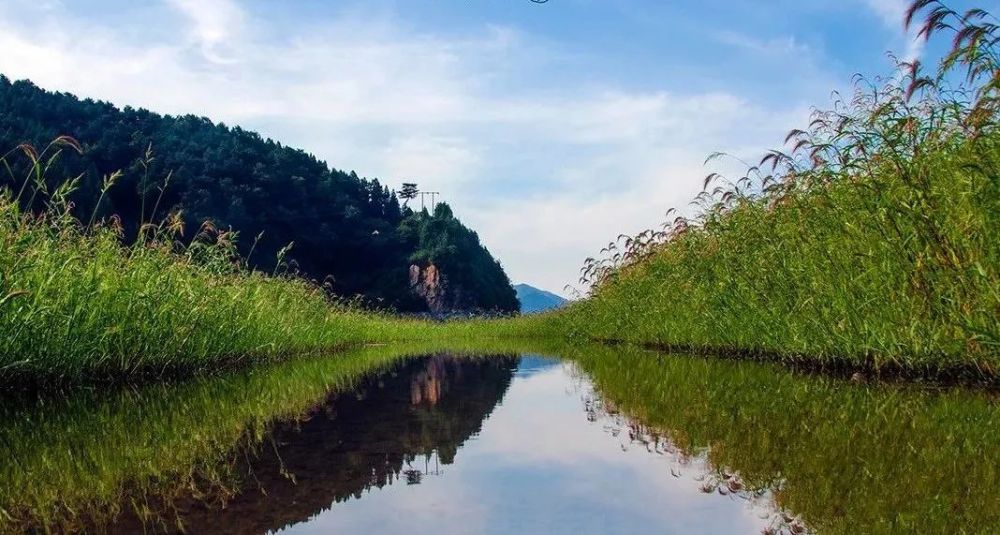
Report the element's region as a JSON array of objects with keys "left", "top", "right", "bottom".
[{"left": 399, "top": 183, "right": 419, "bottom": 207}]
